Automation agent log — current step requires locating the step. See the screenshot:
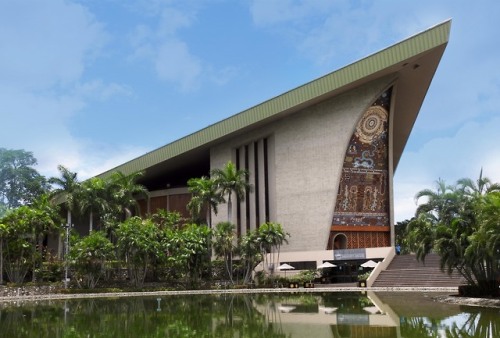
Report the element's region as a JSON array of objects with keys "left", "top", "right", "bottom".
[{"left": 371, "top": 253, "right": 465, "bottom": 287}]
